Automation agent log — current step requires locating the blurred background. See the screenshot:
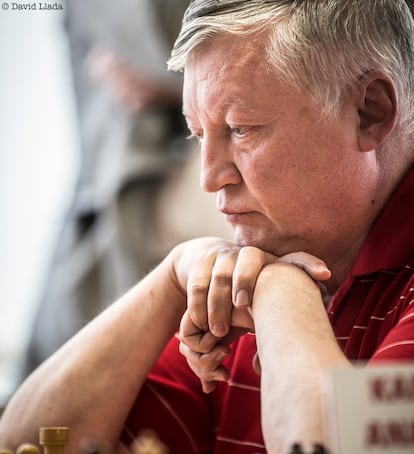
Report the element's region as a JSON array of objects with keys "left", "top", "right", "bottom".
[
  {"left": 0, "top": 1, "right": 79, "bottom": 405},
  {"left": 0, "top": 0, "right": 232, "bottom": 411}
]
